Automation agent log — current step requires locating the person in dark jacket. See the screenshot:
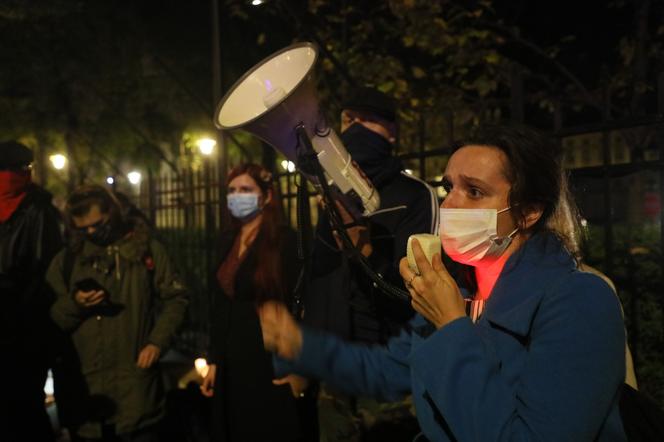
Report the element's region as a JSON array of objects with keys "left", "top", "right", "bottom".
[
  {"left": 46, "top": 184, "right": 188, "bottom": 441},
  {"left": 0, "top": 140, "right": 63, "bottom": 442},
  {"left": 200, "top": 163, "right": 316, "bottom": 442},
  {"left": 302, "top": 87, "right": 439, "bottom": 441}
]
